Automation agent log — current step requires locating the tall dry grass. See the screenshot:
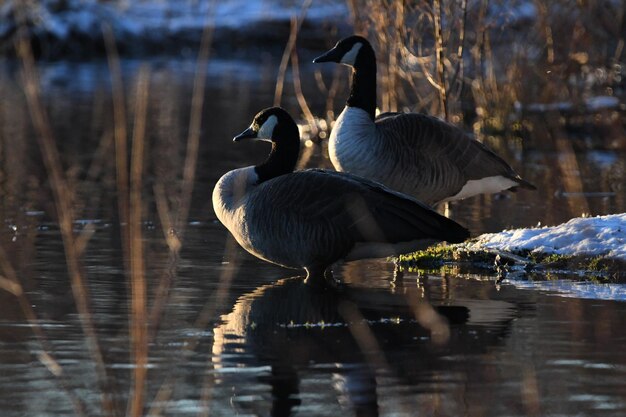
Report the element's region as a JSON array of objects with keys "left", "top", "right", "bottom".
[
  {"left": 338, "top": 0, "right": 624, "bottom": 135},
  {"left": 0, "top": 4, "right": 221, "bottom": 416}
]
